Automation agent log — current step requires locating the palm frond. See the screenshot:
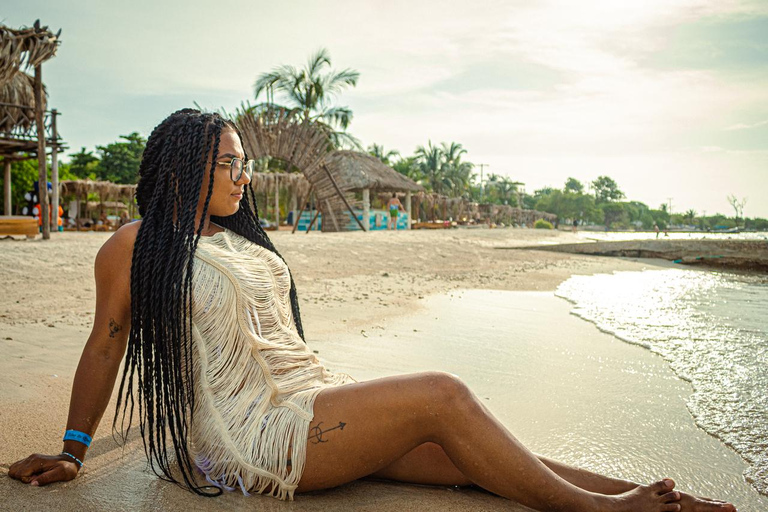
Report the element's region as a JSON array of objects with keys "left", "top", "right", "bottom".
[{"left": 306, "top": 48, "right": 331, "bottom": 77}]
